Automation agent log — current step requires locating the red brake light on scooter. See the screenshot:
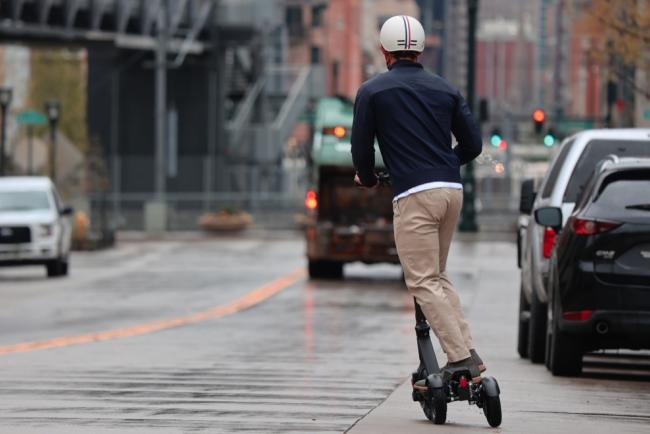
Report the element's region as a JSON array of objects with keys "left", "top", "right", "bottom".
[
  {"left": 569, "top": 217, "right": 620, "bottom": 235},
  {"left": 305, "top": 190, "right": 318, "bottom": 210},
  {"left": 542, "top": 227, "right": 556, "bottom": 258}
]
